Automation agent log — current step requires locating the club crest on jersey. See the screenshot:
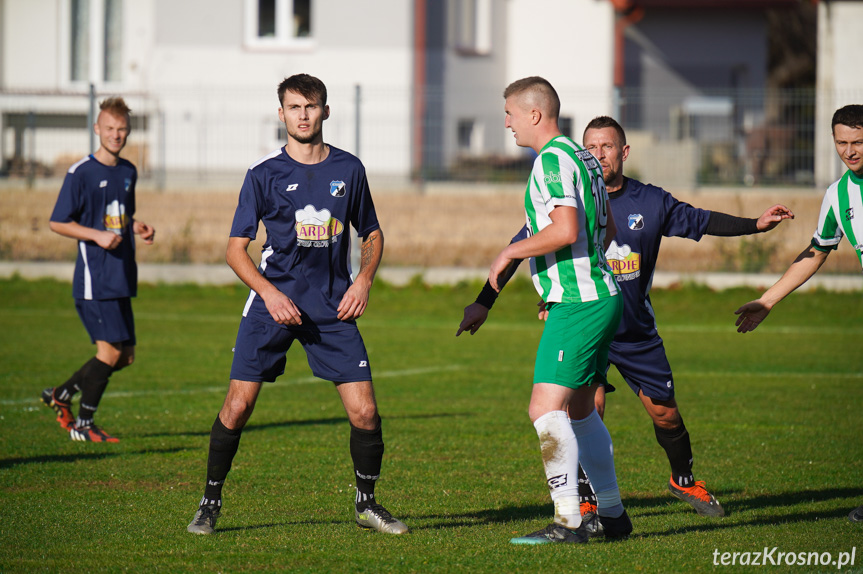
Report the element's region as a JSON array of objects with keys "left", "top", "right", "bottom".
[
  {"left": 295, "top": 204, "right": 345, "bottom": 247},
  {"left": 330, "top": 180, "right": 346, "bottom": 197},
  {"left": 628, "top": 214, "right": 644, "bottom": 230},
  {"left": 124, "top": 178, "right": 132, "bottom": 192},
  {"left": 846, "top": 207, "right": 854, "bottom": 221}
]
